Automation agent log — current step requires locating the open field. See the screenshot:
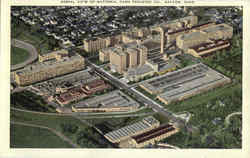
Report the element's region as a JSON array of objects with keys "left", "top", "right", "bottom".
[
  {"left": 11, "top": 109, "right": 87, "bottom": 145},
  {"left": 10, "top": 124, "right": 73, "bottom": 148},
  {"left": 10, "top": 109, "right": 114, "bottom": 148},
  {"left": 11, "top": 46, "right": 30, "bottom": 65}
]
